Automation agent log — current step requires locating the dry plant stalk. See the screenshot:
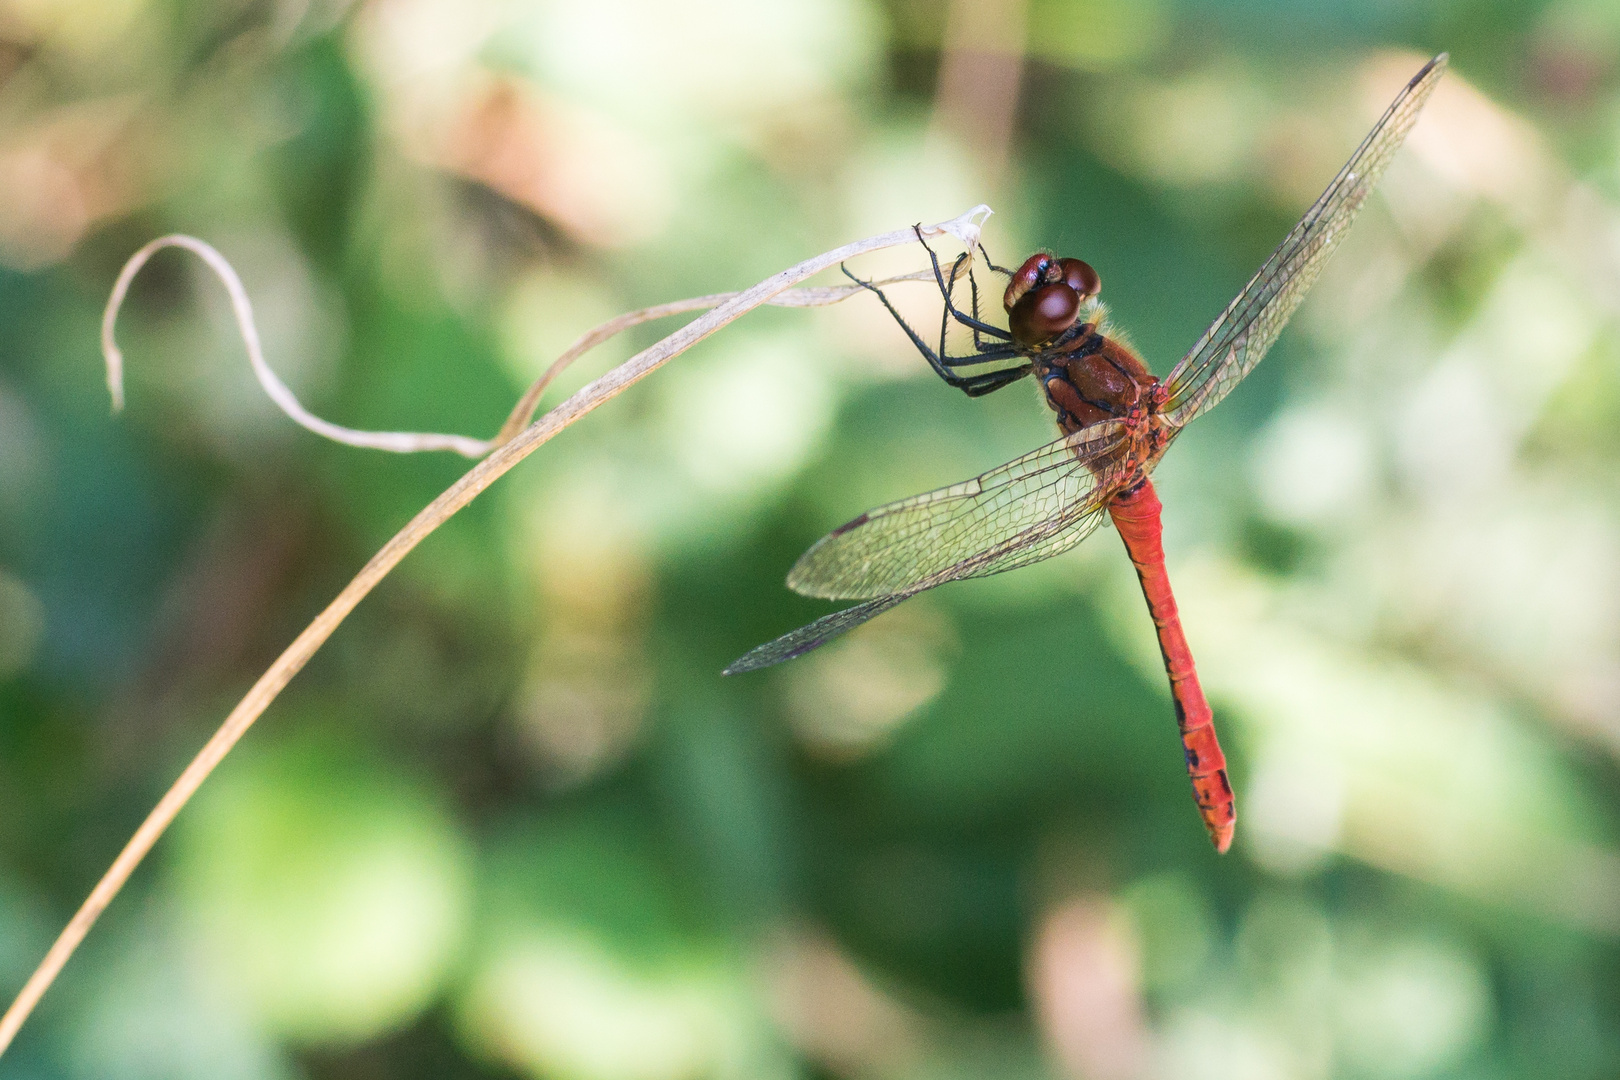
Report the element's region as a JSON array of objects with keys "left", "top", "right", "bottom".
[
  {"left": 0, "top": 204, "right": 994, "bottom": 1057},
  {"left": 104, "top": 235, "right": 958, "bottom": 457}
]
